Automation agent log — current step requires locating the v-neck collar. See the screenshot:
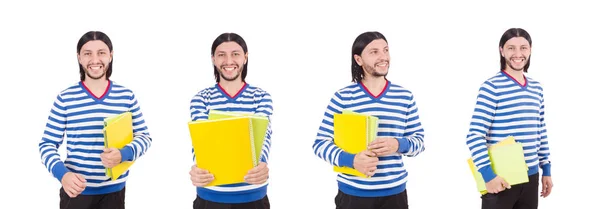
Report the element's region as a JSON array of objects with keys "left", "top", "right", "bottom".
[
  {"left": 501, "top": 70, "right": 528, "bottom": 89},
  {"left": 359, "top": 80, "right": 390, "bottom": 100},
  {"left": 80, "top": 80, "right": 111, "bottom": 102},
  {"left": 217, "top": 82, "right": 248, "bottom": 101}
]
